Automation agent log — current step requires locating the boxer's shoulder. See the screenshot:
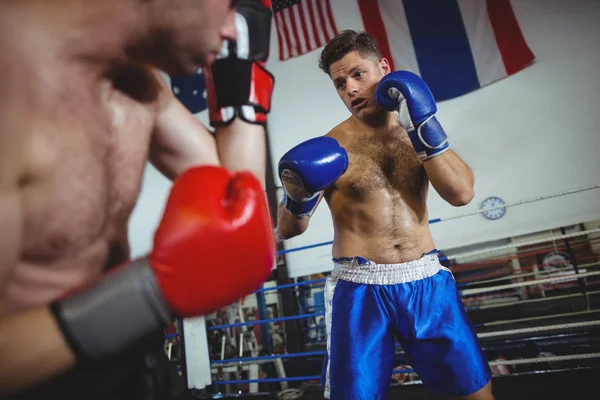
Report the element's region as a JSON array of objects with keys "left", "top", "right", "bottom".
[{"left": 324, "top": 118, "right": 356, "bottom": 148}]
